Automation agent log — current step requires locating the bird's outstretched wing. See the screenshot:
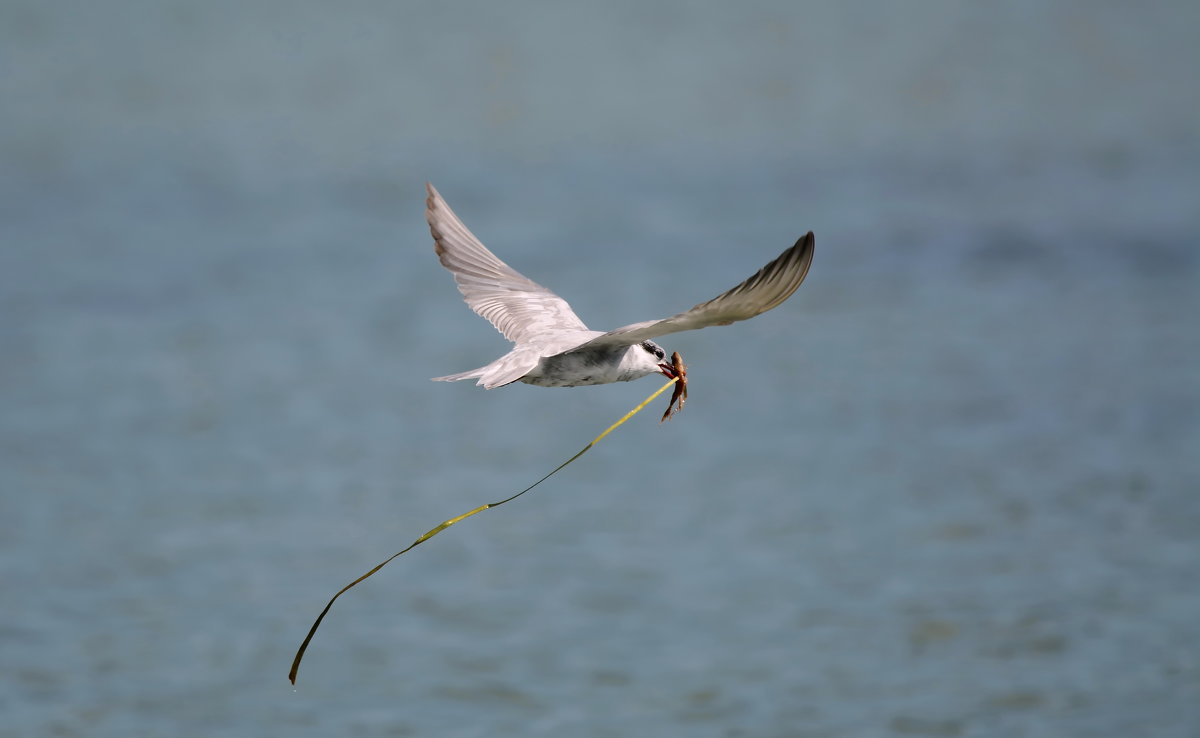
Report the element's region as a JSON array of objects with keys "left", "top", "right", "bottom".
[
  {"left": 554, "top": 232, "right": 814, "bottom": 356},
  {"left": 425, "top": 183, "right": 590, "bottom": 345}
]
